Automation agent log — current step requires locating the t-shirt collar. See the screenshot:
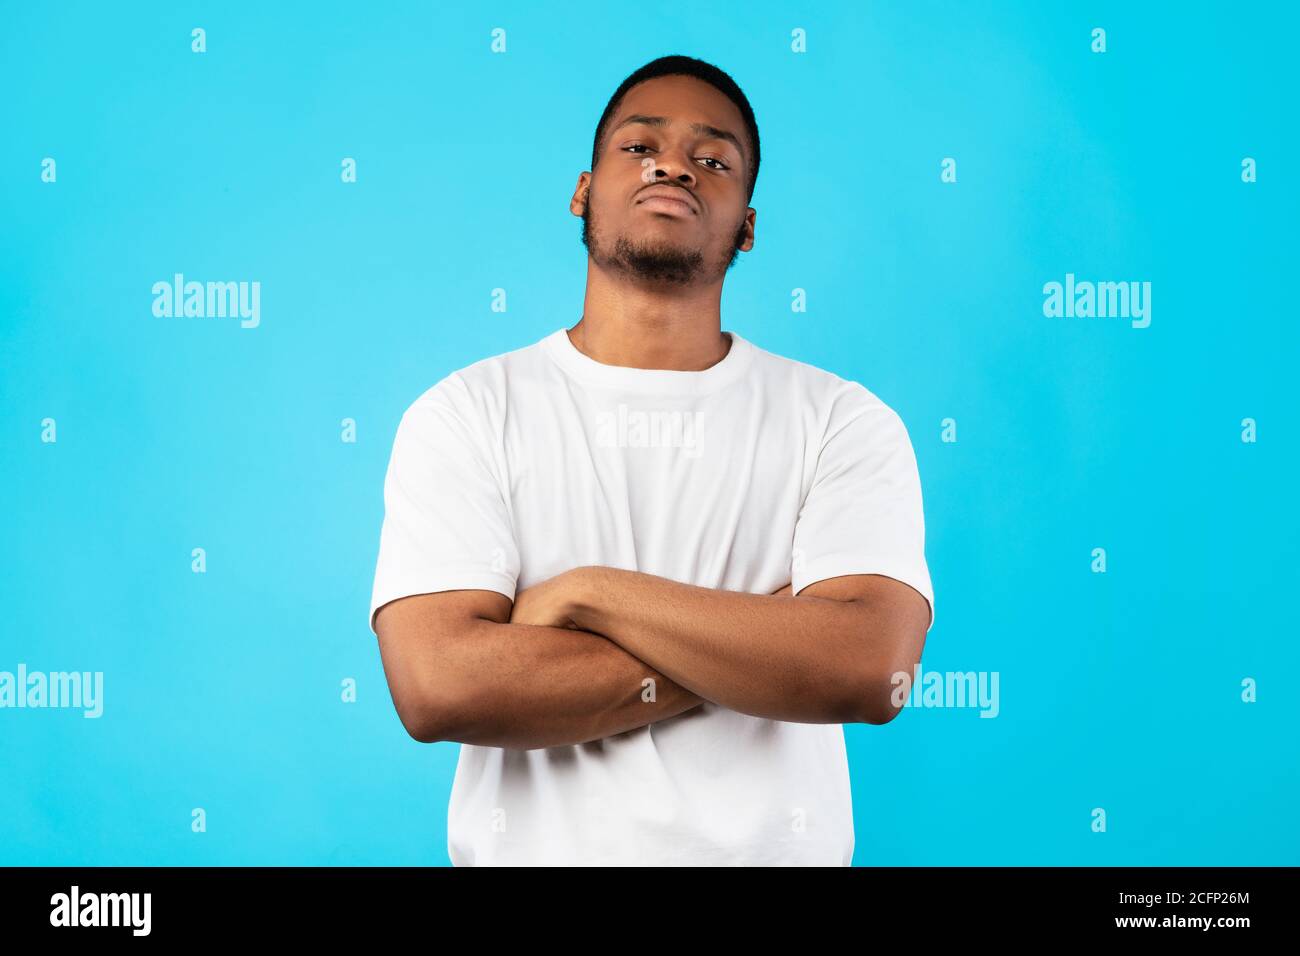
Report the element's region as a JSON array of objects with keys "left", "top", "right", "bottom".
[{"left": 541, "top": 326, "right": 754, "bottom": 395}]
